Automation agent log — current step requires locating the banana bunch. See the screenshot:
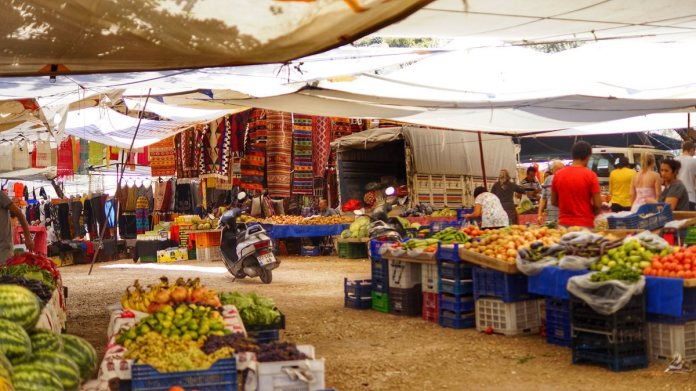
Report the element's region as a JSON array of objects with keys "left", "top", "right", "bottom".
[
  {"left": 402, "top": 238, "right": 439, "bottom": 250},
  {"left": 121, "top": 277, "right": 221, "bottom": 313}
]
